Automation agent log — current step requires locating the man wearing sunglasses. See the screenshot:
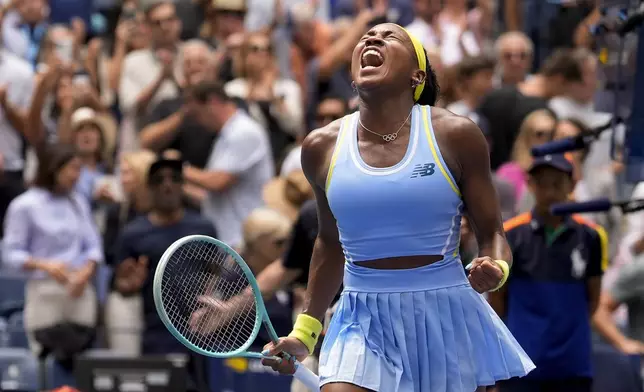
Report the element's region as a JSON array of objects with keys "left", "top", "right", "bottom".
[{"left": 113, "top": 154, "right": 217, "bottom": 391}]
